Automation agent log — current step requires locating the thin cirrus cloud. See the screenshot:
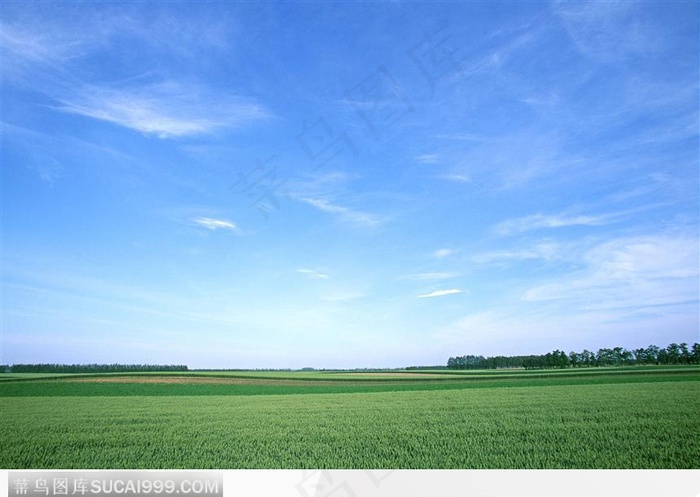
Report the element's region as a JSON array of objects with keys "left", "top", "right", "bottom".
[
  {"left": 296, "top": 268, "right": 330, "bottom": 280},
  {"left": 521, "top": 234, "right": 699, "bottom": 311},
  {"left": 471, "top": 242, "right": 561, "bottom": 264},
  {"left": 1, "top": 17, "right": 267, "bottom": 140},
  {"left": 551, "top": 1, "right": 657, "bottom": 62},
  {"left": 56, "top": 83, "right": 268, "bottom": 138},
  {"left": 417, "top": 289, "right": 463, "bottom": 299},
  {"left": 434, "top": 248, "right": 455, "bottom": 258},
  {"left": 410, "top": 272, "right": 459, "bottom": 281},
  {"left": 192, "top": 217, "right": 238, "bottom": 232},
  {"left": 438, "top": 173, "right": 471, "bottom": 184},
  {"left": 494, "top": 212, "right": 615, "bottom": 236},
  {"left": 415, "top": 153, "right": 439, "bottom": 164},
  {"left": 300, "top": 197, "right": 381, "bottom": 227}
]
